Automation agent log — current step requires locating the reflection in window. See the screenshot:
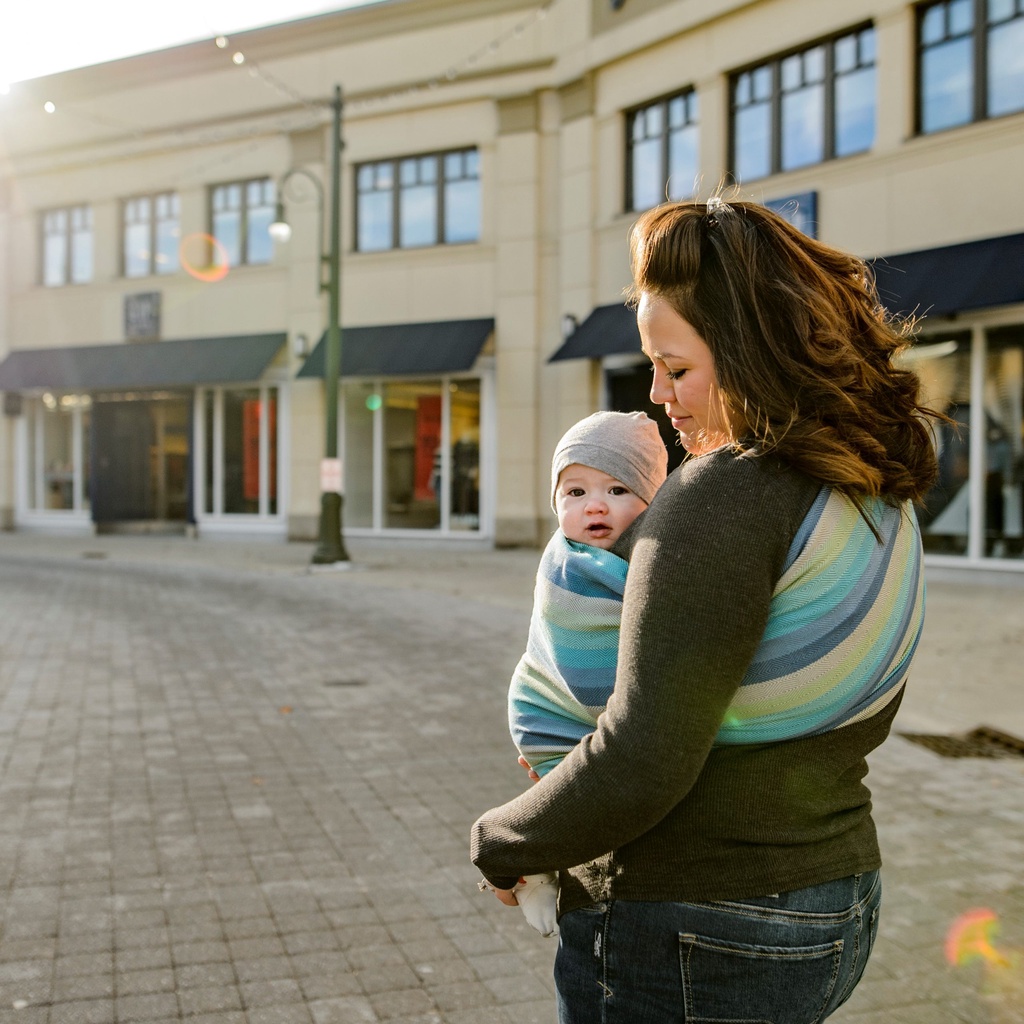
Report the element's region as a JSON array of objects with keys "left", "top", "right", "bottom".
[
  {"left": 356, "top": 149, "right": 480, "bottom": 252},
  {"left": 627, "top": 90, "right": 699, "bottom": 212},
  {"left": 911, "top": 335, "right": 972, "bottom": 555},
  {"left": 25, "top": 394, "right": 91, "bottom": 512},
  {"left": 918, "top": 0, "right": 1024, "bottom": 133},
  {"left": 41, "top": 205, "right": 93, "bottom": 287},
  {"left": 449, "top": 380, "right": 481, "bottom": 531},
  {"left": 124, "top": 192, "right": 181, "bottom": 277},
  {"left": 211, "top": 178, "right": 276, "bottom": 267},
  {"left": 985, "top": 330, "right": 1024, "bottom": 558},
  {"left": 384, "top": 381, "right": 442, "bottom": 530},
  {"left": 198, "top": 385, "right": 280, "bottom": 517},
  {"left": 731, "top": 26, "right": 876, "bottom": 182},
  {"left": 338, "top": 375, "right": 482, "bottom": 532},
  {"left": 342, "top": 381, "right": 376, "bottom": 528}
]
